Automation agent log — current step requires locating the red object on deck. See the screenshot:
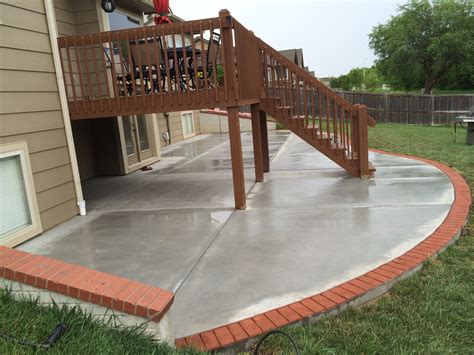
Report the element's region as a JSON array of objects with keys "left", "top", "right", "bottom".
[{"left": 153, "top": 0, "right": 172, "bottom": 24}]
